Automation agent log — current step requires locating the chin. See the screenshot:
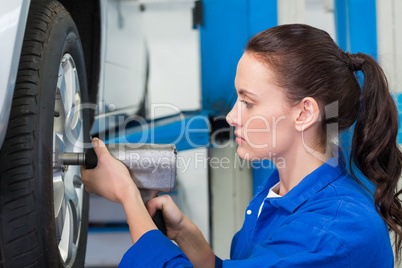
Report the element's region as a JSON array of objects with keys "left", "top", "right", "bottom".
[
  {"left": 237, "top": 146, "right": 276, "bottom": 162},
  {"left": 237, "top": 146, "right": 260, "bottom": 161},
  {"left": 236, "top": 146, "right": 249, "bottom": 160}
]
